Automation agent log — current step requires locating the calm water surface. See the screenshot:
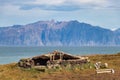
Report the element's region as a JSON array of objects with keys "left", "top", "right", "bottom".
[{"left": 0, "top": 46, "right": 120, "bottom": 64}]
